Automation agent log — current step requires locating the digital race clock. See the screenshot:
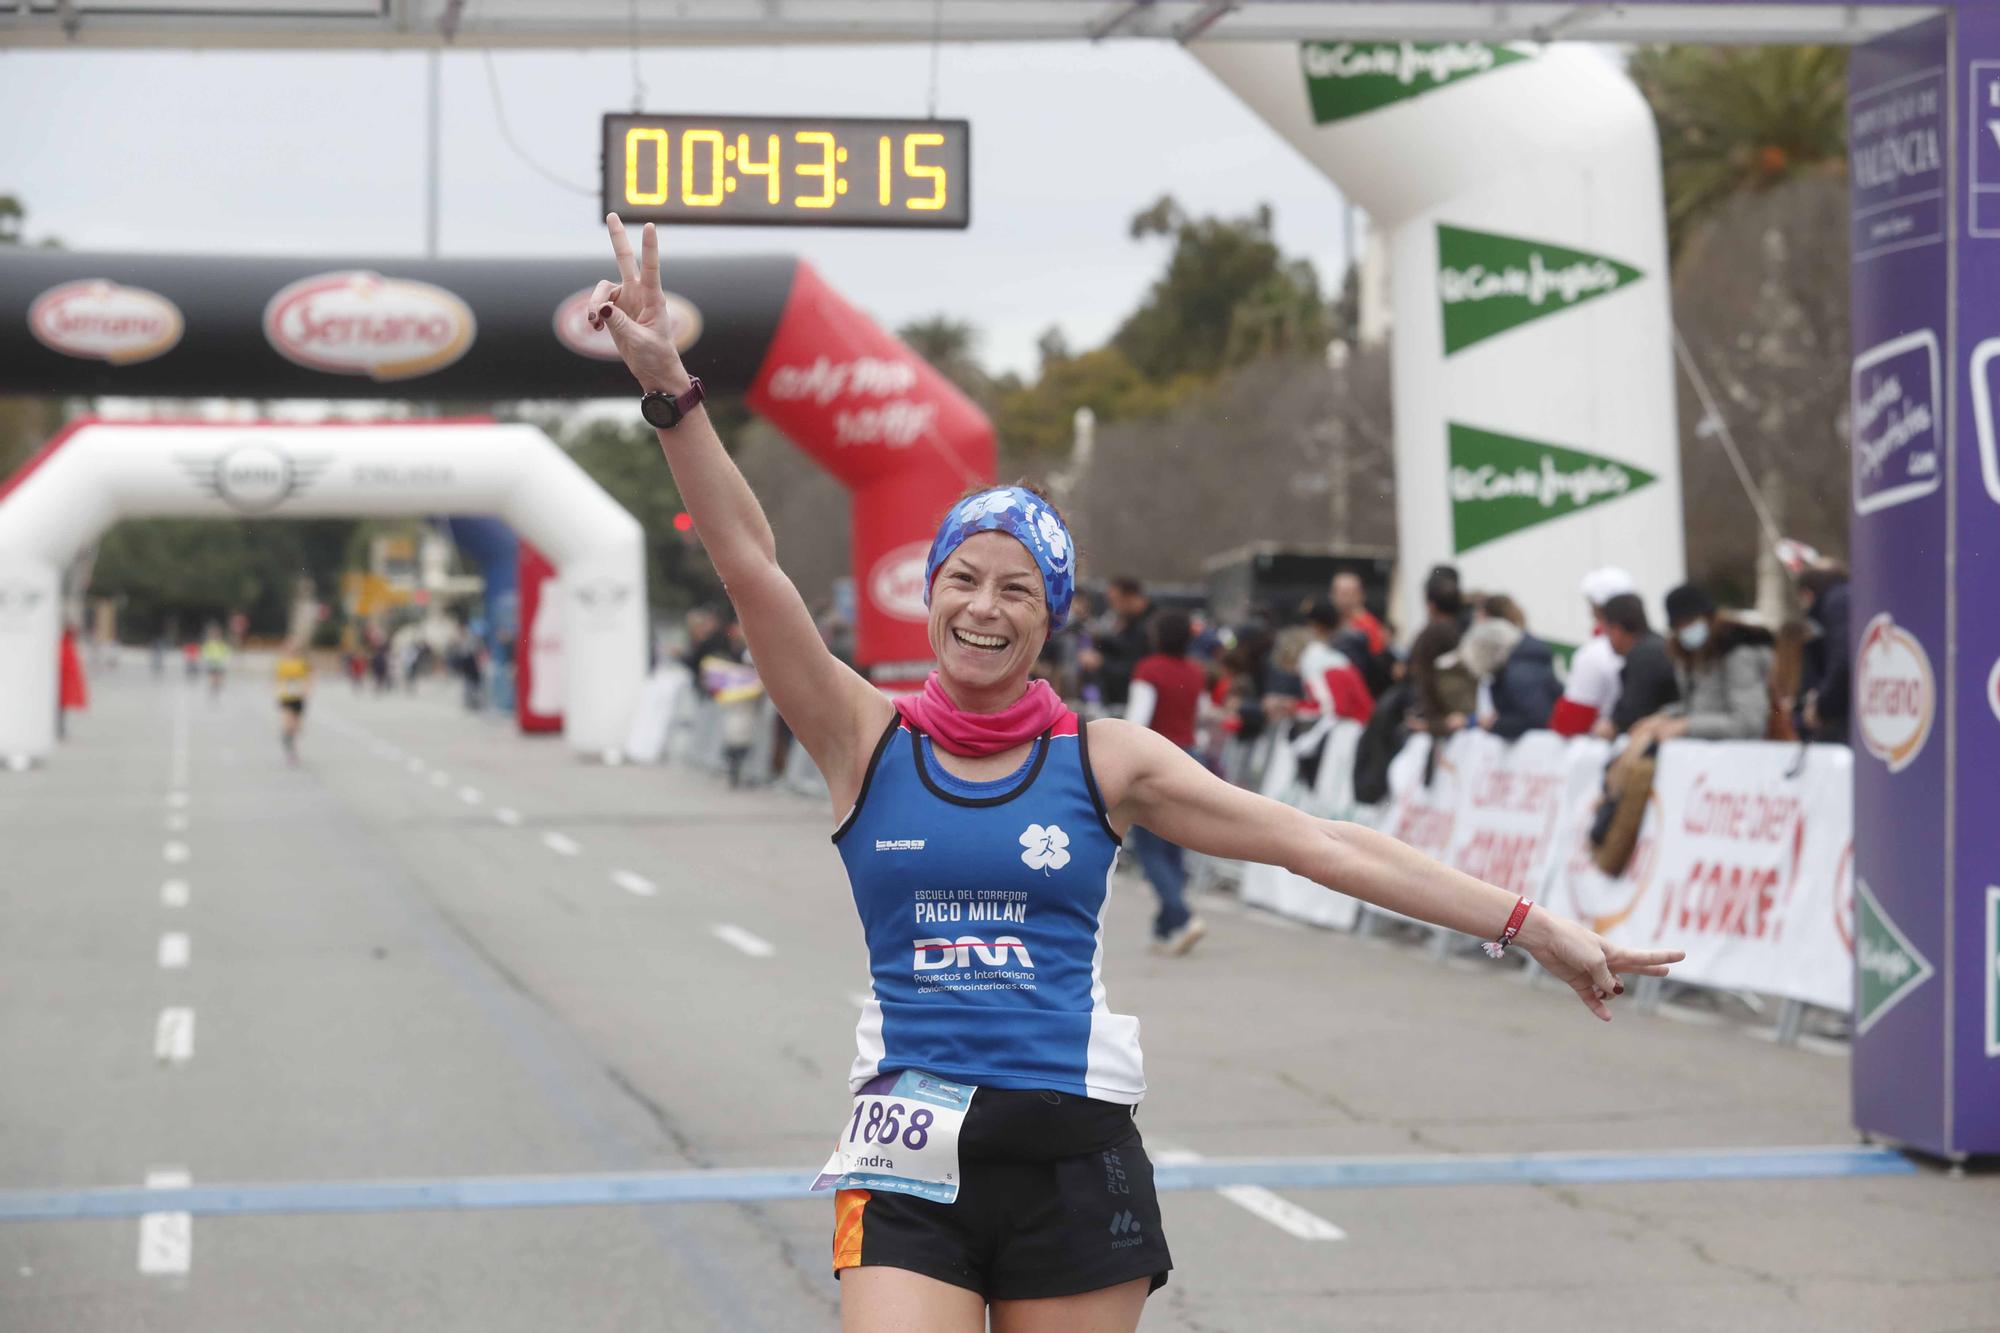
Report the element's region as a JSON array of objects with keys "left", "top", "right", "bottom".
[{"left": 602, "top": 114, "right": 971, "bottom": 229}]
